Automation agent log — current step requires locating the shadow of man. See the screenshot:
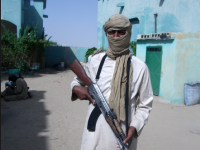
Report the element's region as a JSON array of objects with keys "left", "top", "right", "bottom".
[{"left": 1, "top": 90, "right": 49, "bottom": 150}]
